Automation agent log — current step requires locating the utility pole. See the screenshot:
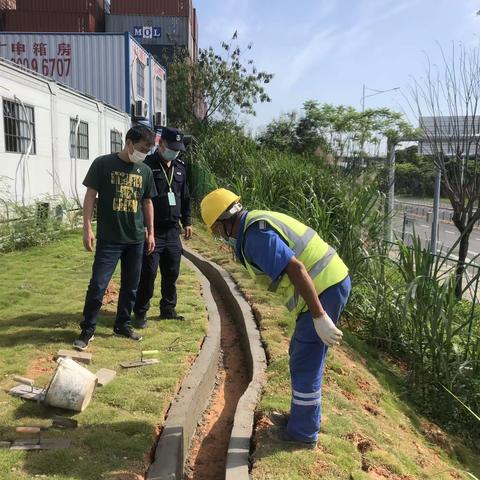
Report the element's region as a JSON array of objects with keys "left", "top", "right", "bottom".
[
  {"left": 360, "top": 84, "right": 400, "bottom": 168},
  {"left": 385, "top": 137, "right": 396, "bottom": 243},
  {"left": 430, "top": 161, "right": 442, "bottom": 254},
  {"left": 361, "top": 85, "right": 400, "bottom": 113}
]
